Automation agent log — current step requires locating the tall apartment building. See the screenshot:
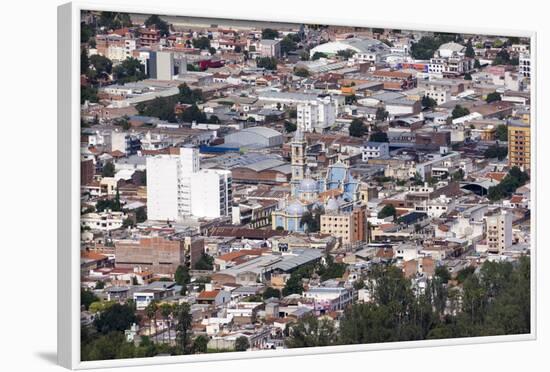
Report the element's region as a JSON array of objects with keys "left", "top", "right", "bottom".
[
  {"left": 147, "top": 147, "right": 199, "bottom": 221},
  {"left": 519, "top": 53, "right": 531, "bottom": 78},
  {"left": 259, "top": 39, "right": 281, "bottom": 58},
  {"left": 485, "top": 210, "right": 512, "bottom": 254},
  {"left": 320, "top": 205, "right": 366, "bottom": 245},
  {"left": 296, "top": 97, "right": 337, "bottom": 133},
  {"left": 508, "top": 121, "right": 531, "bottom": 170},
  {"left": 139, "top": 27, "right": 161, "bottom": 47},
  {"left": 190, "top": 169, "right": 232, "bottom": 218},
  {"left": 115, "top": 235, "right": 204, "bottom": 275},
  {"left": 146, "top": 147, "right": 232, "bottom": 220}
]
